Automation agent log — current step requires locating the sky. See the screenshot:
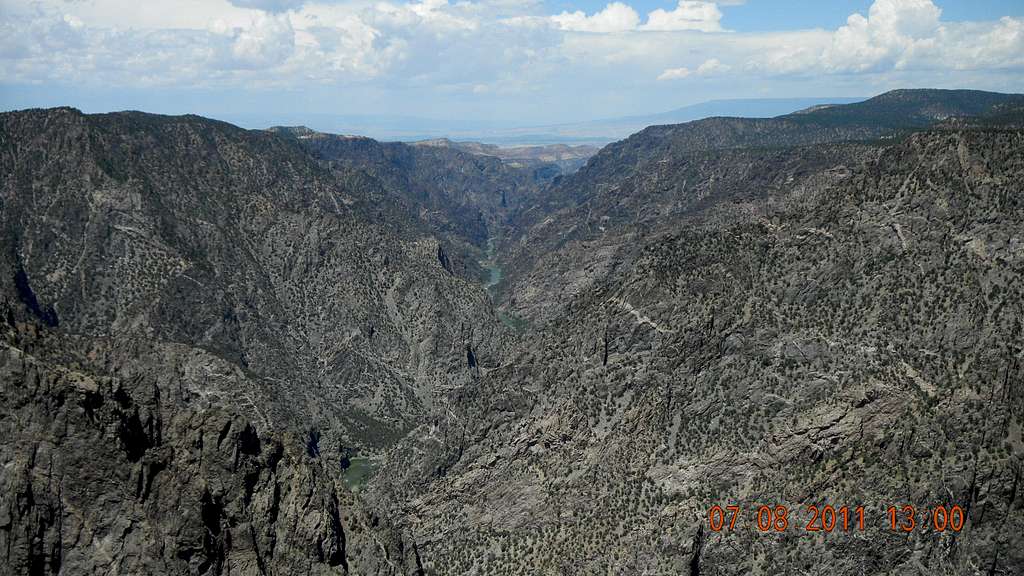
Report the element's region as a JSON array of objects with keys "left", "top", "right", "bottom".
[{"left": 1, "top": 0, "right": 1022, "bottom": 126}]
